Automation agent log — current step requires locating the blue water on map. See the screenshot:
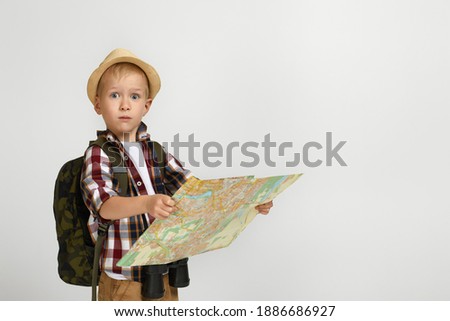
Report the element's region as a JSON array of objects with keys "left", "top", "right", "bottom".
[{"left": 184, "top": 190, "right": 213, "bottom": 199}]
